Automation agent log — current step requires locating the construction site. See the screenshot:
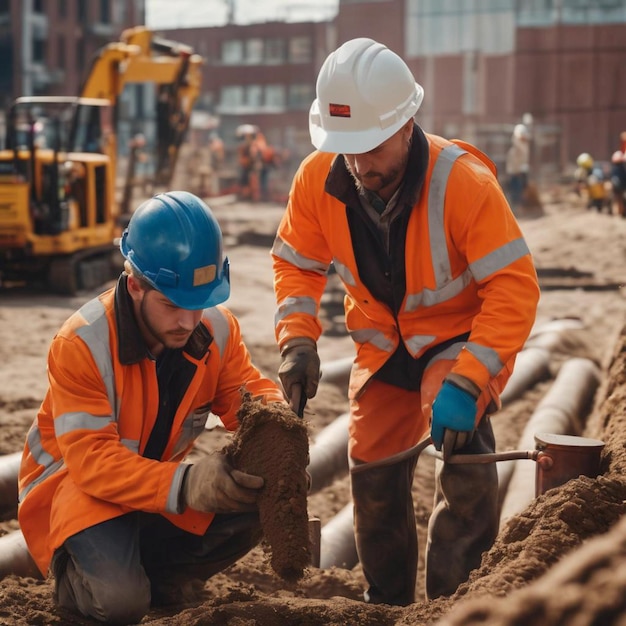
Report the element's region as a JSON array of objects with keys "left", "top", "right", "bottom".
[
  {"left": 0, "top": 6, "right": 625, "bottom": 624},
  {"left": 0, "top": 177, "right": 624, "bottom": 624}
]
